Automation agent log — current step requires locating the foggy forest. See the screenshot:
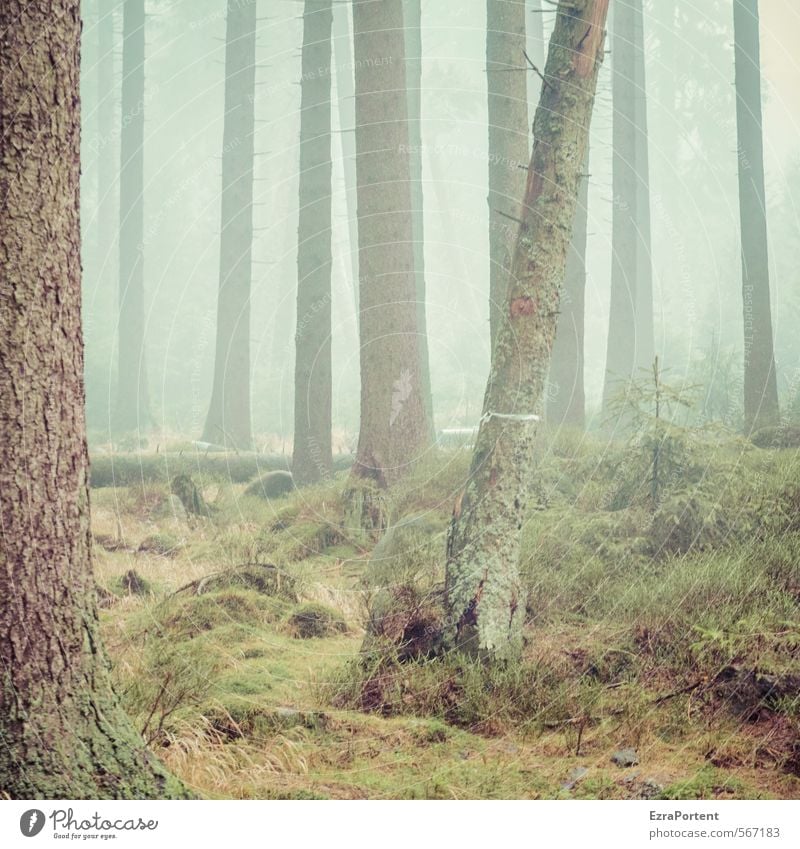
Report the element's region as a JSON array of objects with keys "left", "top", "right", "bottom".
[{"left": 1, "top": 0, "right": 800, "bottom": 804}]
